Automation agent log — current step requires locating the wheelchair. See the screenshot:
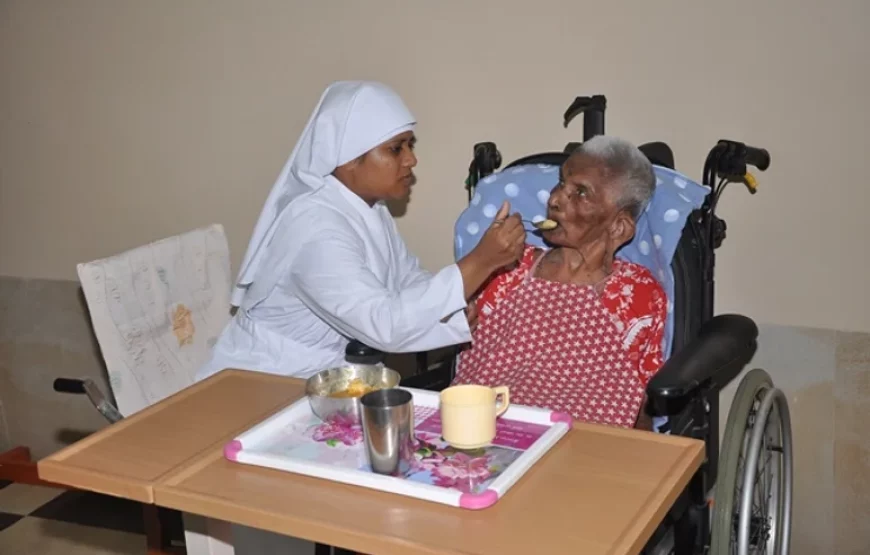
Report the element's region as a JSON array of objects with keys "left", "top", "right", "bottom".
[{"left": 391, "top": 95, "right": 794, "bottom": 555}]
